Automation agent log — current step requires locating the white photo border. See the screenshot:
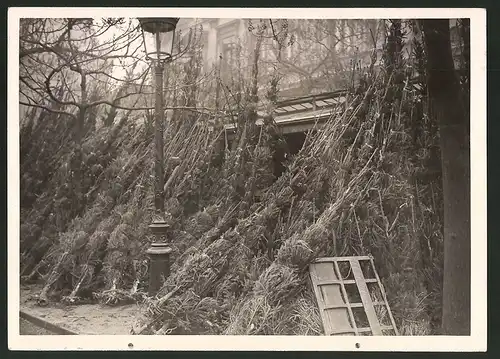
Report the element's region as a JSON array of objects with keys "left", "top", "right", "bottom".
[{"left": 8, "top": 7, "right": 487, "bottom": 351}]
